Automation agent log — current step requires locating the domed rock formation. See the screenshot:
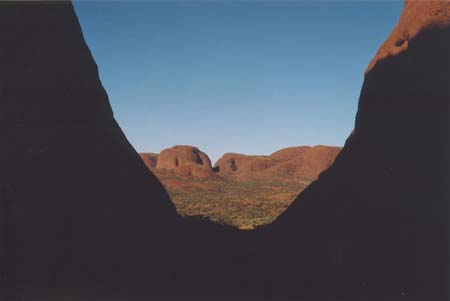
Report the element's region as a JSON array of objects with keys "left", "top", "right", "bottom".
[
  {"left": 214, "top": 152, "right": 279, "bottom": 179},
  {"left": 214, "top": 146, "right": 341, "bottom": 181},
  {"left": 156, "top": 145, "right": 215, "bottom": 178},
  {"left": 261, "top": 1, "right": 450, "bottom": 299},
  {"left": 268, "top": 145, "right": 341, "bottom": 179},
  {"left": 270, "top": 146, "right": 312, "bottom": 161}
]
